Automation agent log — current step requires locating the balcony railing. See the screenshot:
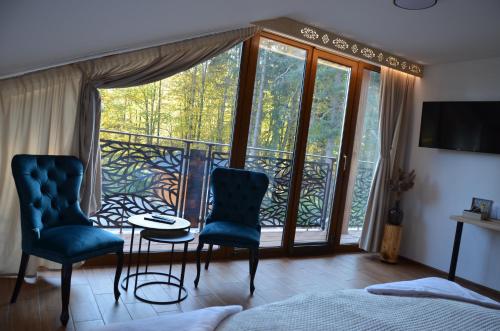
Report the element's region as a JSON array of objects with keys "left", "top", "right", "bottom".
[{"left": 91, "top": 130, "right": 375, "bottom": 231}]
